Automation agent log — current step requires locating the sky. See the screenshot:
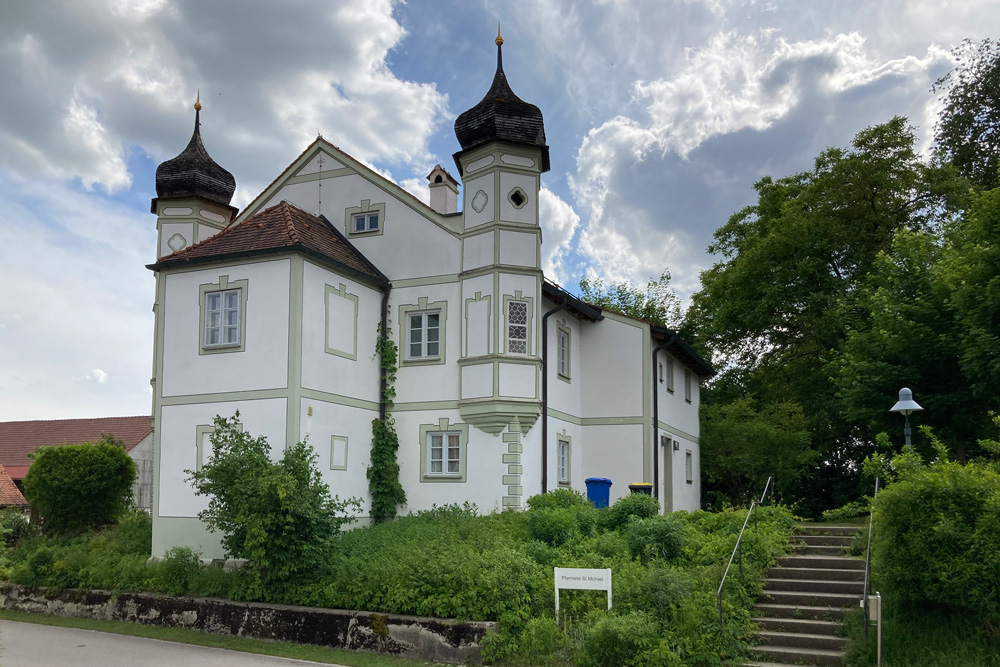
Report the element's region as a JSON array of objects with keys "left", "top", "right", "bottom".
[{"left": 0, "top": 0, "right": 996, "bottom": 421}]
